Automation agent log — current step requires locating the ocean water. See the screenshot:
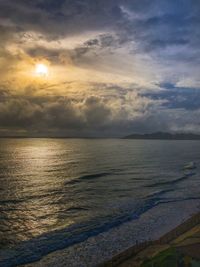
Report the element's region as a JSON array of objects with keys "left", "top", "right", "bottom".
[{"left": 0, "top": 138, "right": 200, "bottom": 266}]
